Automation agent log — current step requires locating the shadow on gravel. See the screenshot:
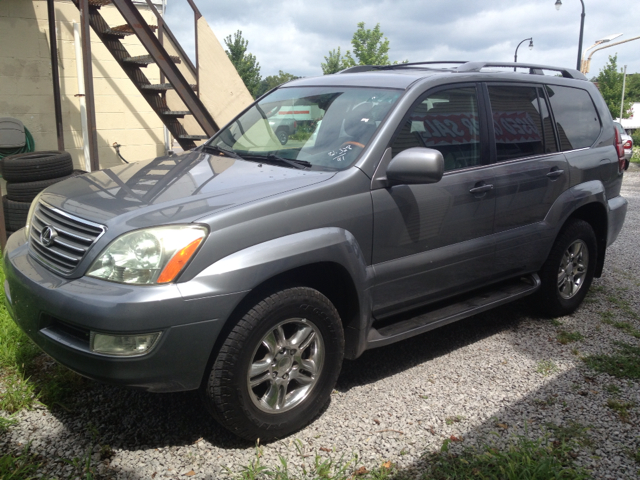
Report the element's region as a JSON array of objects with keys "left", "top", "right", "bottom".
[{"left": 338, "top": 298, "right": 541, "bottom": 392}]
